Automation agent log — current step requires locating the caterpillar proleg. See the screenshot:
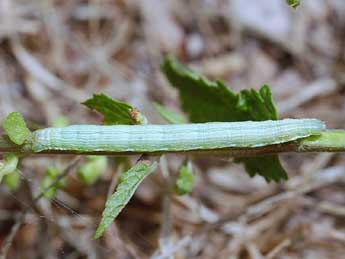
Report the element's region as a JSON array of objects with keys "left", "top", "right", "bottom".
[{"left": 32, "top": 119, "right": 325, "bottom": 153}]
